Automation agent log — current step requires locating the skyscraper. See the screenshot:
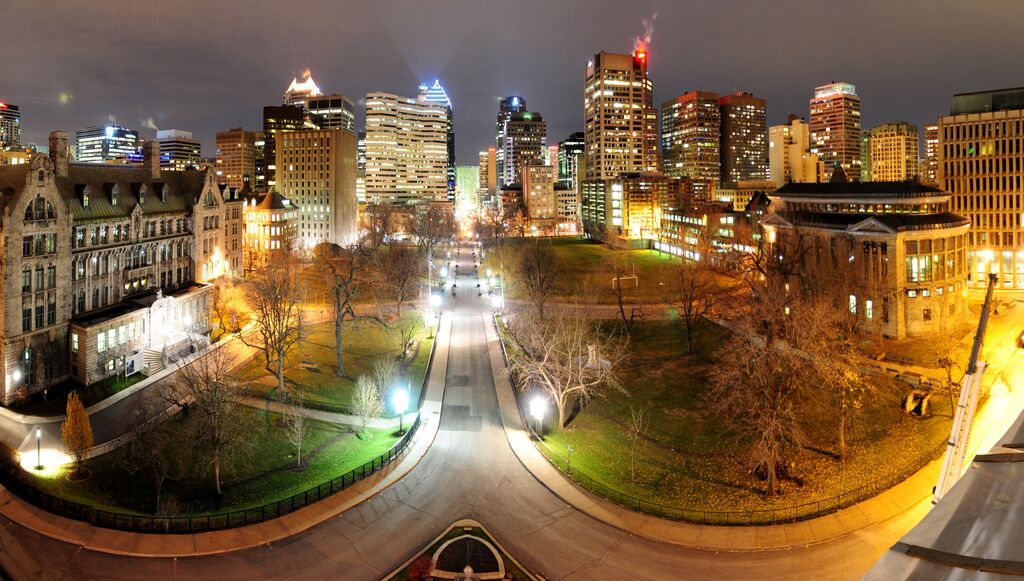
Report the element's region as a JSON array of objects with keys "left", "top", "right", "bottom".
[
  {"left": 364, "top": 92, "right": 449, "bottom": 205},
  {"left": 661, "top": 91, "right": 721, "bottom": 198},
  {"left": 157, "top": 129, "right": 201, "bottom": 171},
  {"left": 923, "top": 123, "right": 939, "bottom": 186},
  {"left": 495, "top": 96, "right": 527, "bottom": 185},
  {"left": 499, "top": 111, "right": 547, "bottom": 185},
  {"left": 306, "top": 95, "right": 356, "bottom": 133},
  {"left": 939, "top": 87, "right": 1024, "bottom": 290},
  {"left": 420, "top": 80, "right": 455, "bottom": 203},
  {"left": 275, "top": 128, "right": 358, "bottom": 246},
  {"left": 809, "top": 81, "right": 861, "bottom": 179},
  {"left": 0, "top": 102, "right": 21, "bottom": 150},
  {"left": 557, "top": 132, "right": 585, "bottom": 191},
  {"left": 583, "top": 50, "right": 657, "bottom": 180},
  {"left": 479, "top": 147, "right": 496, "bottom": 204},
  {"left": 868, "top": 121, "right": 919, "bottom": 182},
  {"left": 768, "top": 115, "right": 822, "bottom": 186},
  {"left": 455, "top": 165, "right": 479, "bottom": 208},
  {"left": 75, "top": 124, "right": 140, "bottom": 164},
  {"left": 719, "top": 92, "right": 768, "bottom": 184},
  {"left": 283, "top": 71, "right": 322, "bottom": 108},
  {"left": 215, "top": 127, "right": 258, "bottom": 190},
  {"left": 262, "top": 105, "right": 307, "bottom": 189}
]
